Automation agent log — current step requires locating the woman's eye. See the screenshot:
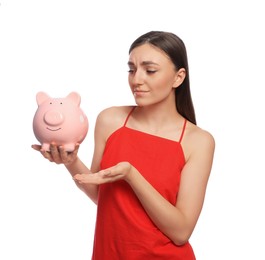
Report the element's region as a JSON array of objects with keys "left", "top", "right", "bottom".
[
  {"left": 128, "top": 69, "right": 135, "bottom": 73},
  {"left": 147, "top": 70, "right": 156, "bottom": 74}
]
